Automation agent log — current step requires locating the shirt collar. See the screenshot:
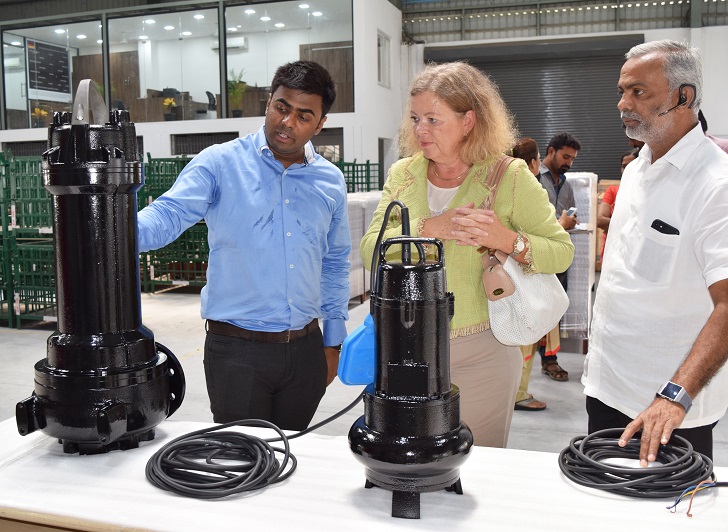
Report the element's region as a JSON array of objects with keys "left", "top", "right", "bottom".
[
  {"left": 642, "top": 123, "right": 704, "bottom": 171},
  {"left": 255, "top": 125, "right": 316, "bottom": 166},
  {"left": 539, "top": 162, "right": 564, "bottom": 185}
]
